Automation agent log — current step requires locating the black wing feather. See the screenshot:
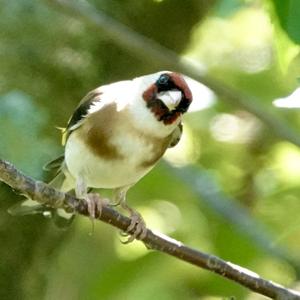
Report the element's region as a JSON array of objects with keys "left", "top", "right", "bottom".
[
  {"left": 43, "top": 155, "right": 65, "bottom": 171},
  {"left": 67, "top": 89, "right": 102, "bottom": 131},
  {"left": 61, "top": 89, "right": 102, "bottom": 144}
]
